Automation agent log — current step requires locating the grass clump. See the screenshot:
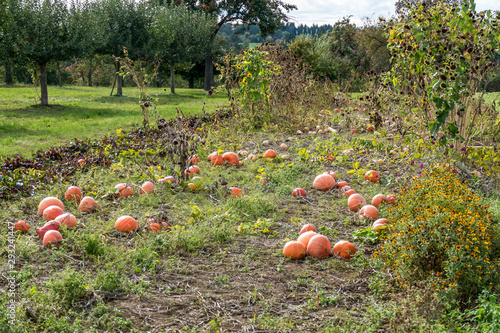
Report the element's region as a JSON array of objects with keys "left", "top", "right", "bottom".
[{"left": 376, "top": 166, "right": 500, "bottom": 304}]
